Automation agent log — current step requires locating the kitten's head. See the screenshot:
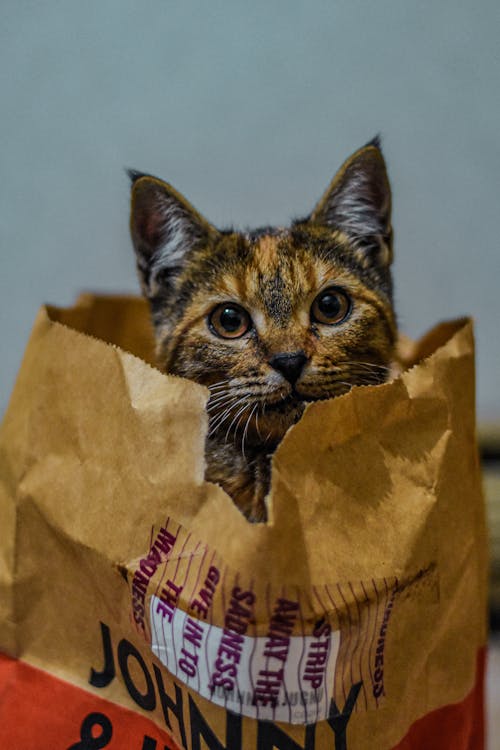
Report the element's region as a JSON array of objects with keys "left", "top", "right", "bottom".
[{"left": 129, "top": 138, "right": 396, "bottom": 448}]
